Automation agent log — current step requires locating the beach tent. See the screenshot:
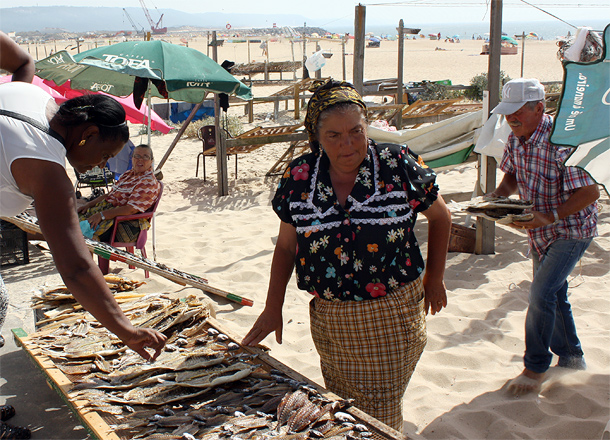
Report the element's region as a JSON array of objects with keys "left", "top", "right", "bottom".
[{"left": 368, "top": 110, "right": 484, "bottom": 168}]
